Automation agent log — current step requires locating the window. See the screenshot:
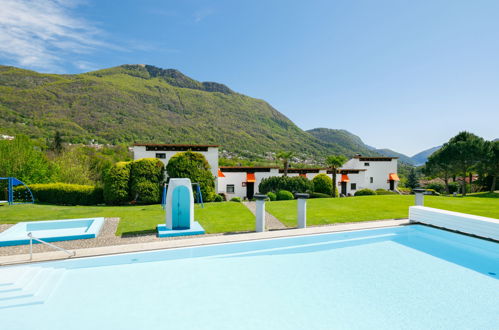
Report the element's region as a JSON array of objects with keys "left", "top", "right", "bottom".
[
  {"left": 370, "top": 177, "right": 373, "bottom": 183},
  {"left": 351, "top": 183, "right": 357, "bottom": 190},
  {"left": 364, "top": 162, "right": 370, "bottom": 166},
  {"left": 226, "top": 184, "right": 235, "bottom": 193},
  {"left": 155, "top": 153, "right": 166, "bottom": 159}
]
